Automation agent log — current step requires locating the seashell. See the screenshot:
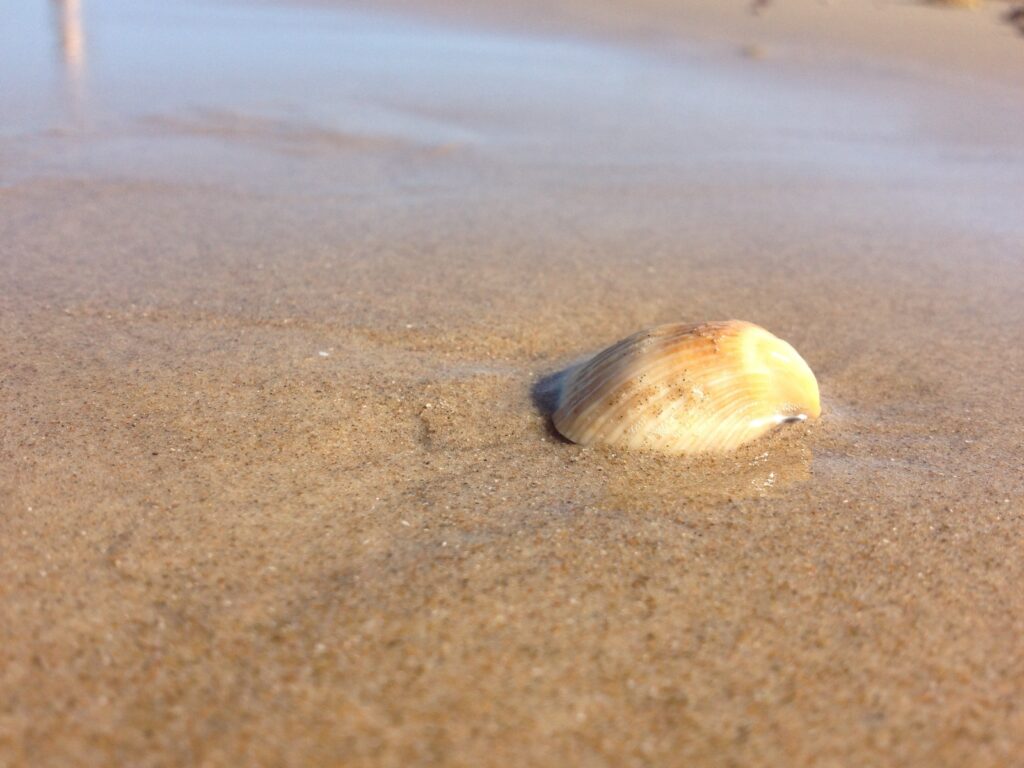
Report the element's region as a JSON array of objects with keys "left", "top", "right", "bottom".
[{"left": 552, "top": 320, "right": 820, "bottom": 455}]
